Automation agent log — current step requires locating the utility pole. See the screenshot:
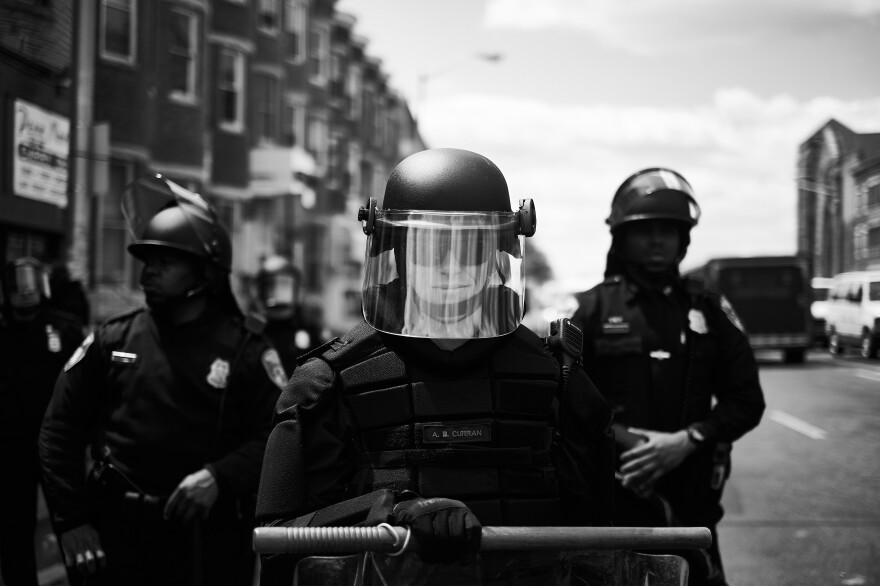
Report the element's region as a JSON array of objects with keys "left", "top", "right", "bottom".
[{"left": 67, "top": 0, "right": 96, "bottom": 285}]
